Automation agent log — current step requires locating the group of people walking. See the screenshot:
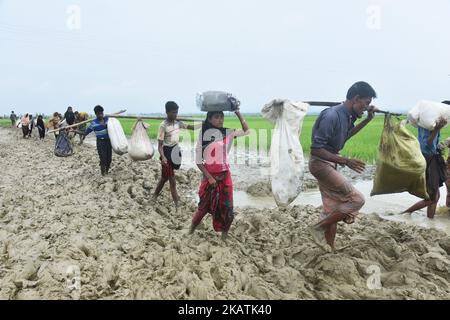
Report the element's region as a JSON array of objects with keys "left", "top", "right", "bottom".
[
  {"left": 11, "top": 107, "right": 89, "bottom": 144},
  {"left": 7, "top": 82, "right": 450, "bottom": 249}
]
